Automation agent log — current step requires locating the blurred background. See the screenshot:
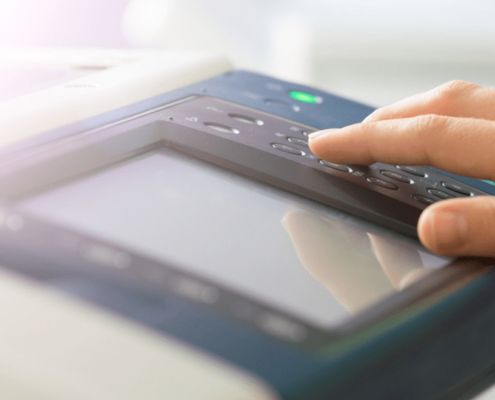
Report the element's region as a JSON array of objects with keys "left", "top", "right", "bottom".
[{"left": 1, "top": 0, "right": 495, "bottom": 107}]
